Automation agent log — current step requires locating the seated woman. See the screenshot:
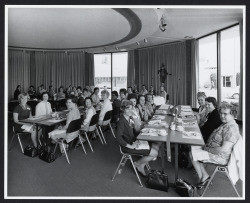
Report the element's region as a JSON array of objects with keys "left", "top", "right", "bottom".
[
  {"left": 200, "top": 97, "right": 222, "bottom": 143},
  {"left": 14, "top": 85, "right": 21, "bottom": 100},
  {"left": 35, "top": 92, "right": 52, "bottom": 117},
  {"left": 48, "top": 85, "right": 56, "bottom": 100},
  {"left": 49, "top": 96, "right": 81, "bottom": 153},
  {"left": 196, "top": 92, "right": 208, "bottom": 127},
  {"left": 190, "top": 102, "right": 241, "bottom": 189},
  {"left": 56, "top": 87, "right": 66, "bottom": 100},
  {"left": 116, "top": 100, "right": 161, "bottom": 176},
  {"left": 146, "top": 94, "right": 157, "bottom": 115},
  {"left": 159, "top": 86, "right": 169, "bottom": 104},
  {"left": 28, "top": 85, "right": 36, "bottom": 99},
  {"left": 81, "top": 97, "right": 96, "bottom": 131},
  {"left": 111, "top": 91, "right": 121, "bottom": 123},
  {"left": 136, "top": 95, "right": 152, "bottom": 122},
  {"left": 91, "top": 87, "right": 100, "bottom": 106},
  {"left": 129, "top": 94, "right": 141, "bottom": 123},
  {"left": 13, "top": 93, "right": 41, "bottom": 147},
  {"left": 98, "top": 90, "right": 112, "bottom": 125},
  {"left": 70, "top": 86, "right": 78, "bottom": 97}
]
